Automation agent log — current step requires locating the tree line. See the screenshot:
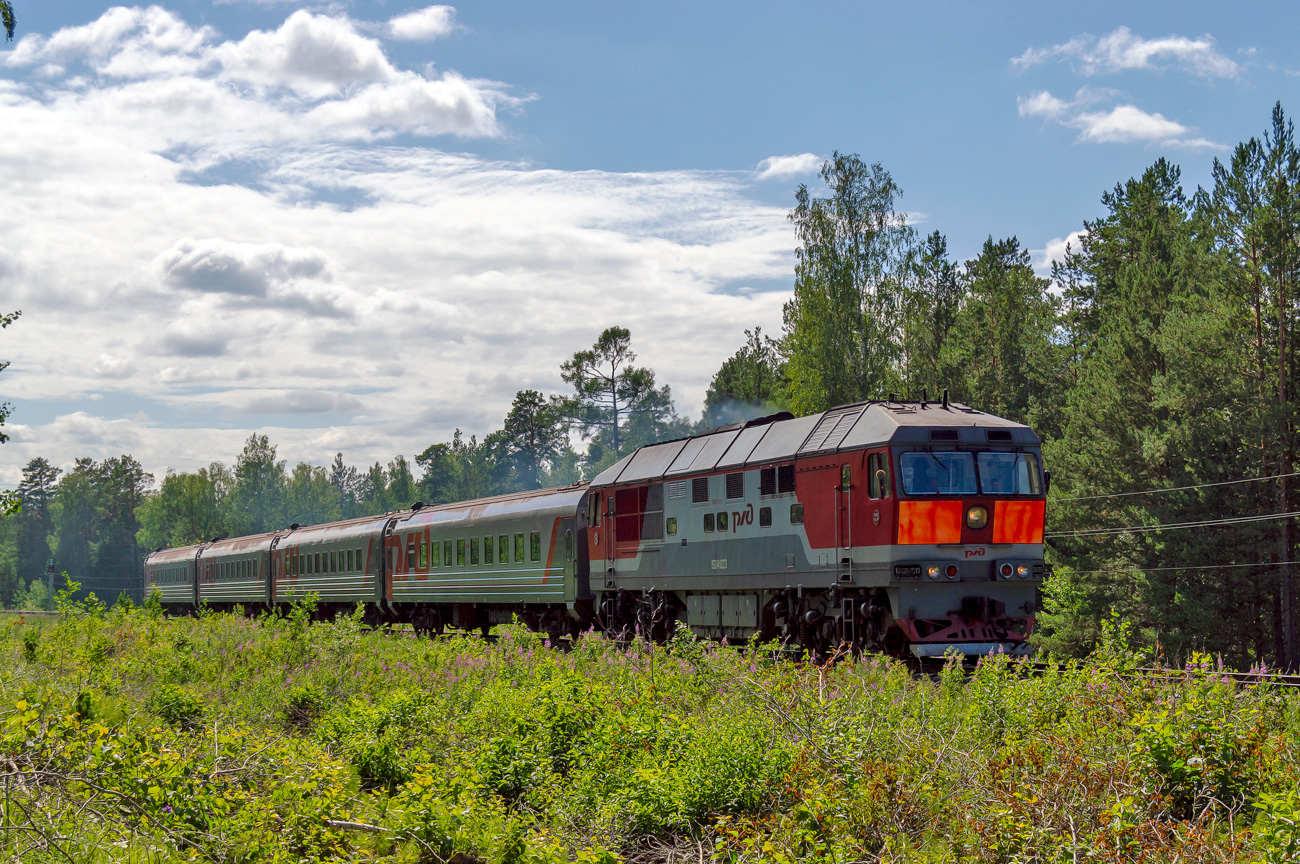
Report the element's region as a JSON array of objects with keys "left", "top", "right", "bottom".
[
  {"left": 705, "top": 103, "right": 1300, "bottom": 670},
  {"left": 0, "top": 328, "right": 692, "bottom": 607},
  {"left": 5, "top": 102, "right": 1300, "bottom": 669}
]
